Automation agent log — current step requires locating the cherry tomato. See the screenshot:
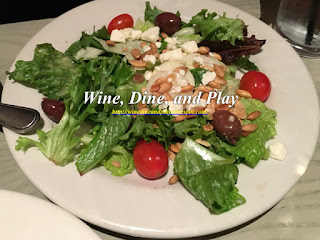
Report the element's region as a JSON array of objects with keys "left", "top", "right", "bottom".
[
  {"left": 239, "top": 71, "right": 271, "bottom": 102},
  {"left": 133, "top": 139, "right": 168, "bottom": 179},
  {"left": 107, "top": 14, "right": 134, "bottom": 34},
  {"left": 41, "top": 98, "right": 65, "bottom": 123}
]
